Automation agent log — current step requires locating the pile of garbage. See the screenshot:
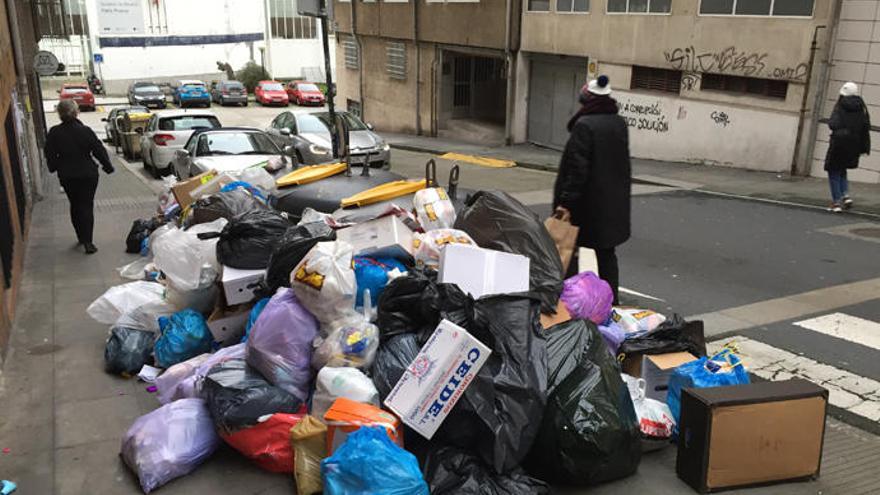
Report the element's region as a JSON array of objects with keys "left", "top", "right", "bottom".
[{"left": 92, "top": 166, "right": 808, "bottom": 494}]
